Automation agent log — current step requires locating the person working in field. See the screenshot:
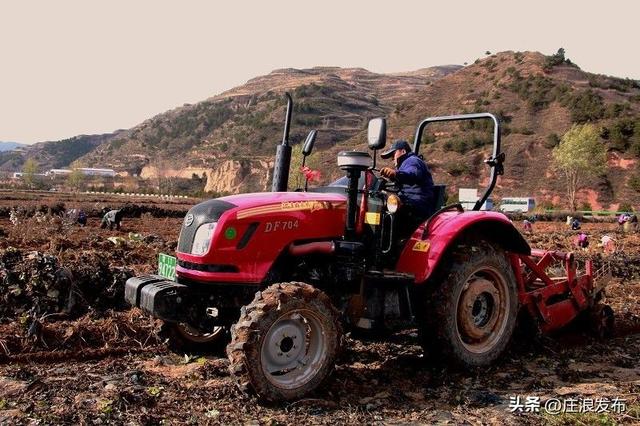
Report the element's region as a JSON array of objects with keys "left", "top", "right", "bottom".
[
  {"left": 101, "top": 209, "right": 123, "bottom": 230},
  {"left": 575, "top": 232, "right": 589, "bottom": 249},
  {"left": 600, "top": 235, "right": 615, "bottom": 254}
]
